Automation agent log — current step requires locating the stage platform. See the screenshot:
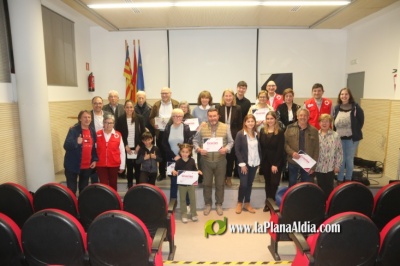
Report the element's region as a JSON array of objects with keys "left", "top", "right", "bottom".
[{"left": 55, "top": 168, "right": 393, "bottom": 210}]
